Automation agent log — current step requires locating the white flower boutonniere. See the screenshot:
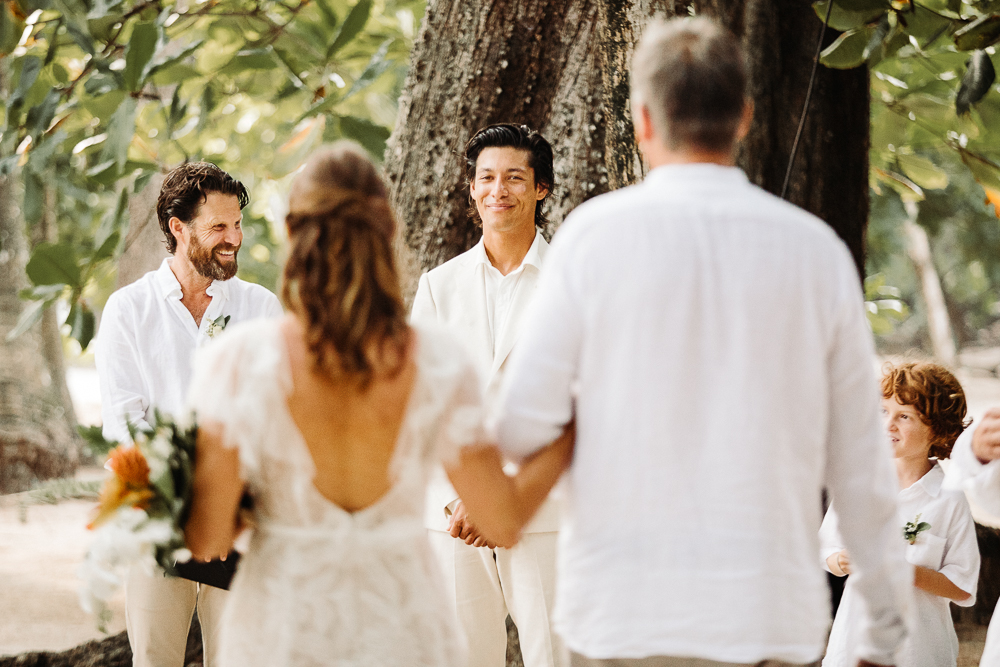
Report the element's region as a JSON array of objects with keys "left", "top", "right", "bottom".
[
  {"left": 903, "top": 513, "right": 932, "bottom": 545},
  {"left": 205, "top": 315, "right": 231, "bottom": 339}
]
